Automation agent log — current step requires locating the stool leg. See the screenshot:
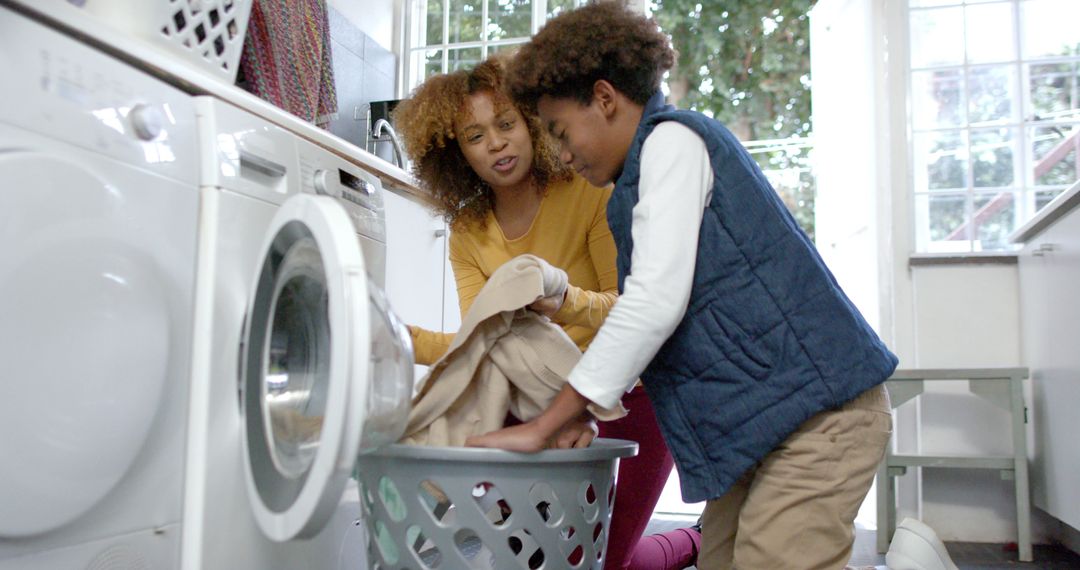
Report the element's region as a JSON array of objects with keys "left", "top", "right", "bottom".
[
  {"left": 876, "top": 459, "right": 891, "bottom": 554},
  {"left": 1011, "top": 378, "right": 1033, "bottom": 562}
]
